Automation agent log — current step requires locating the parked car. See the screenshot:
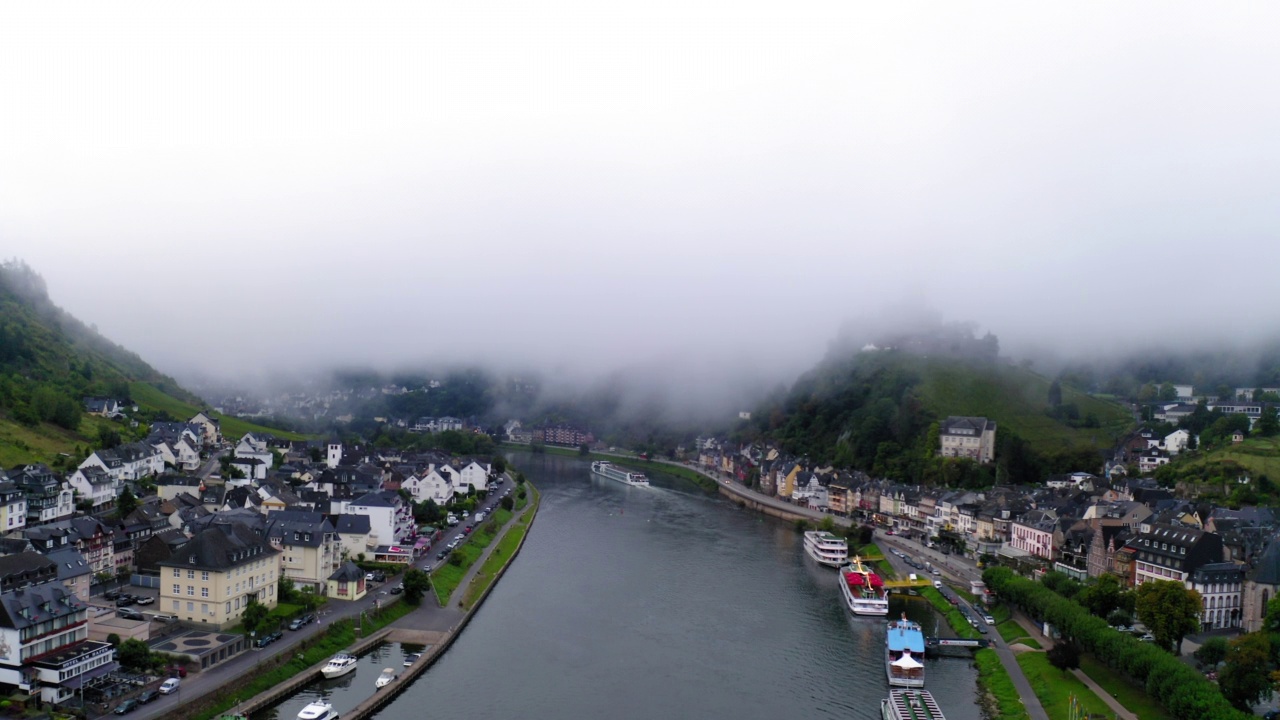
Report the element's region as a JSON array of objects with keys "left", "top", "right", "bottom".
[
  {"left": 372, "top": 571, "right": 386, "bottom": 583},
  {"left": 983, "top": 614, "right": 995, "bottom": 626},
  {"left": 289, "top": 614, "right": 315, "bottom": 630},
  {"left": 114, "top": 699, "right": 139, "bottom": 715},
  {"left": 115, "top": 596, "right": 136, "bottom": 607},
  {"left": 1138, "top": 633, "right": 1155, "bottom": 643},
  {"left": 255, "top": 631, "right": 282, "bottom": 648},
  {"left": 104, "top": 589, "right": 122, "bottom": 600},
  {"left": 137, "top": 690, "right": 159, "bottom": 704},
  {"left": 390, "top": 584, "right": 404, "bottom": 595},
  {"left": 118, "top": 608, "right": 144, "bottom": 621},
  {"left": 136, "top": 596, "right": 155, "bottom": 606},
  {"left": 159, "top": 678, "right": 180, "bottom": 695},
  {"left": 167, "top": 664, "right": 188, "bottom": 678}
]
